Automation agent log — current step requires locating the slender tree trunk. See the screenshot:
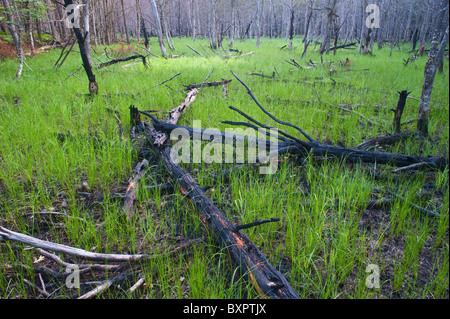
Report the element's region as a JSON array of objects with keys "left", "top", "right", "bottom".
[
  {"left": 417, "top": 1, "right": 448, "bottom": 135},
  {"left": 303, "top": 5, "right": 313, "bottom": 43},
  {"left": 148, "top": 0, "right": 167, "bottom": 57},
  {"left": 83, "top": 0, "right": 92, "bottom": 67},
  {"left": 2, "top": 0, "right": 23, "bottom": 79},
  {"left": 256, "top": 0, "right": 261, "bottom": 48},
  {"left": 191, "top": 0, "right": 197, "bottom": 40},
  {"left": 288, "top": 1, "right": 294, "bottom": 50},
  {"left": 27, "top": 9, "right": 35, "bottom": 54},
  {"left": 210, "top": 0, "right": 218, "bottom": 49},
  {"left": 120, "top": 0, "right": 130, "bottom": 44},
  {"left": 136, "top": 0, "right": 140, "bottom": 43},
  {"left": 91, "top": 0, "right": 98, "bottom": 47},
  {"left": 63, "top": 0, "right": 98, "bottom": 94}
]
